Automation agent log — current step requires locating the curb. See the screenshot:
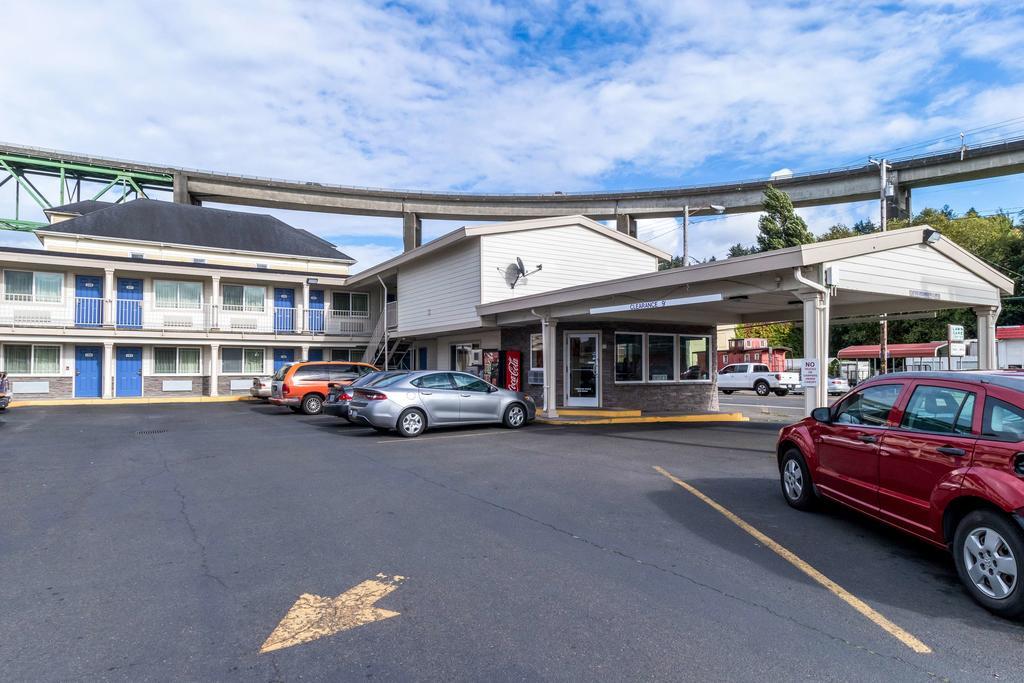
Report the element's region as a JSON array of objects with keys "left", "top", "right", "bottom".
[
  {"left": 9, "top": 395, "right": 259, "bottom": 408},
  {"left": 535, "top": 412, "right": 749, "bottom": 425}
]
